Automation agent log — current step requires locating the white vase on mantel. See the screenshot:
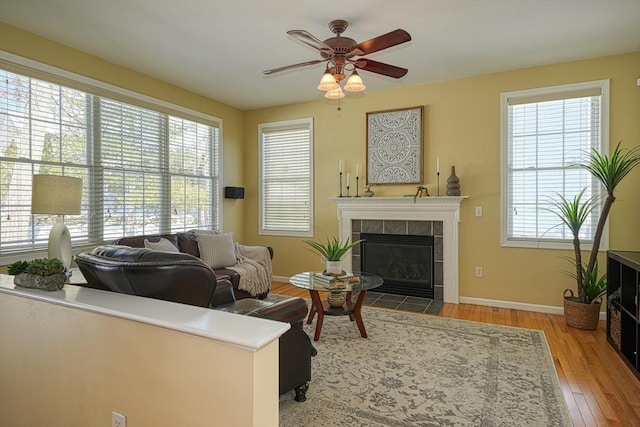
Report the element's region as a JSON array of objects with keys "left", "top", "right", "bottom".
[{"left": 325, "top": 260, "right": 343, "bottom": 275}]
